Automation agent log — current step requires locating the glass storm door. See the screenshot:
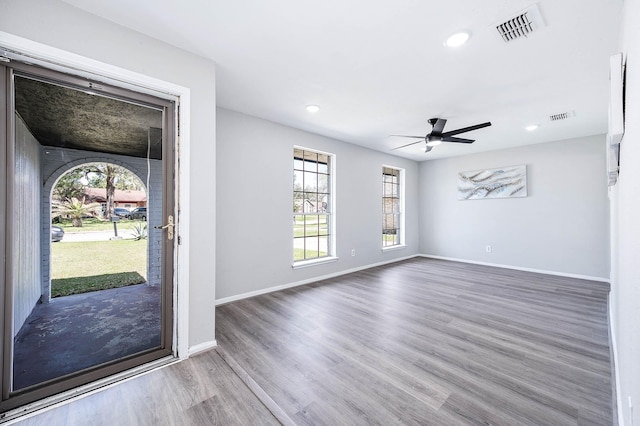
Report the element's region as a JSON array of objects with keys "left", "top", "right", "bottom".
[{"left": 0, "top": 62, "right": 176, "bottom": 412}]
